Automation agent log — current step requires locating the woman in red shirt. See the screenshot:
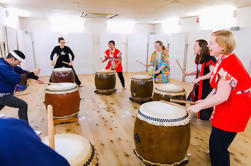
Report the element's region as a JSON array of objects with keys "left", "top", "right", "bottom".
[
  {"left": 102, "top": 40, "right": 125, "bottom": 89},
  {"left": 188, "top": 30, "right": 251, "bottom": 166}
]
